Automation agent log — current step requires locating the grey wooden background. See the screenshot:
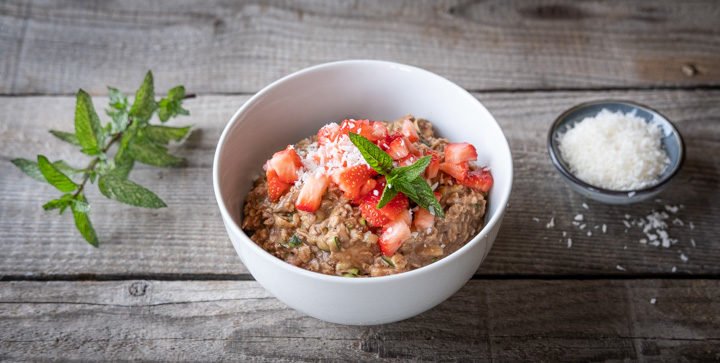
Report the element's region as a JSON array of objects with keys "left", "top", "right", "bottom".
[{"left": 1, "top": 0, "right": 719, "bottom": 361}]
